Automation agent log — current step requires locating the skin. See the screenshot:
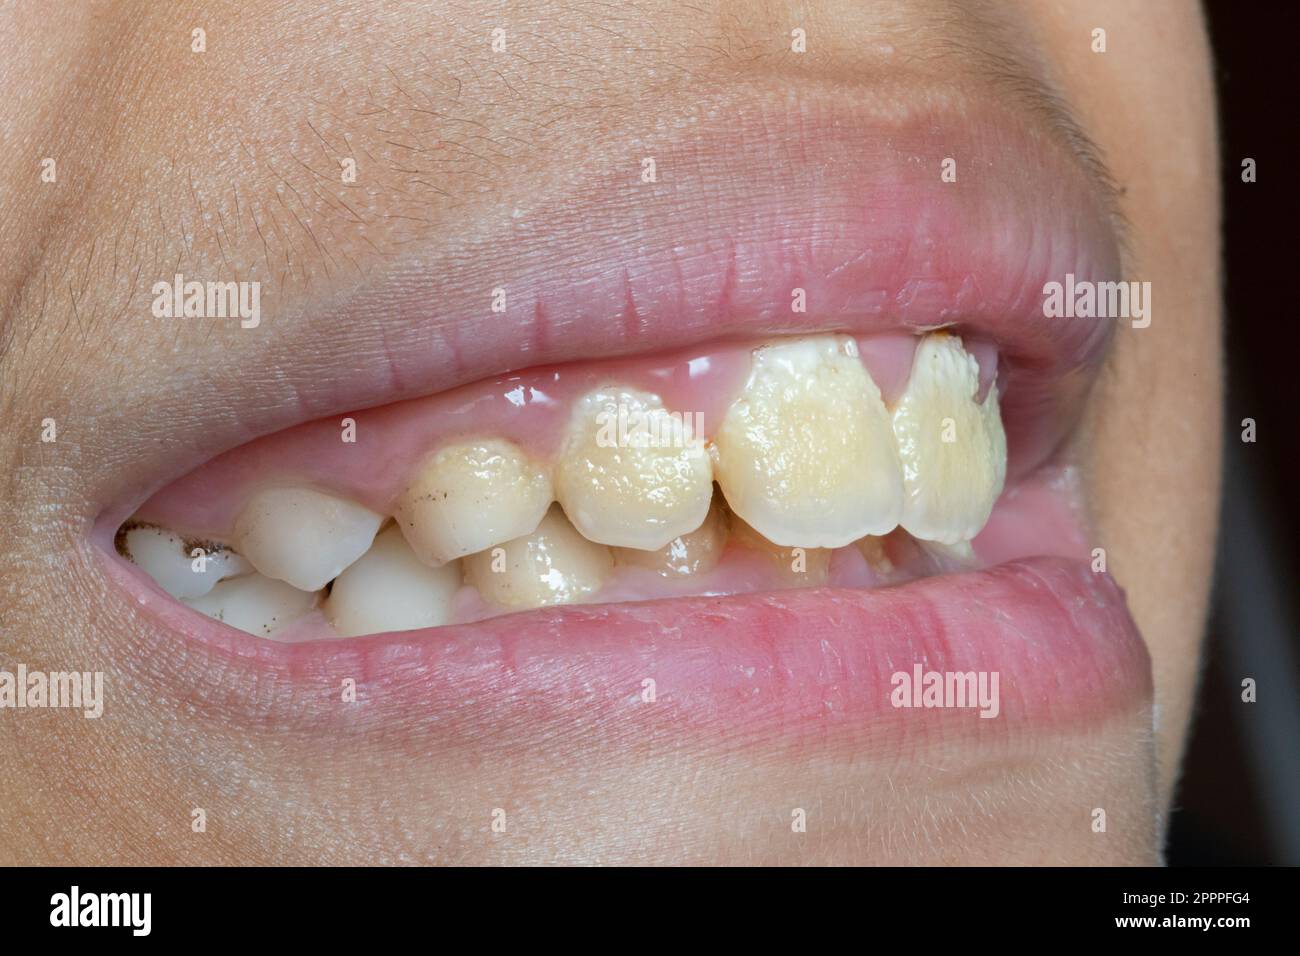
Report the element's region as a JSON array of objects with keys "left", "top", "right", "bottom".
[{"left": 0, "top": 0, "right": 1219, "bottom": 864}]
